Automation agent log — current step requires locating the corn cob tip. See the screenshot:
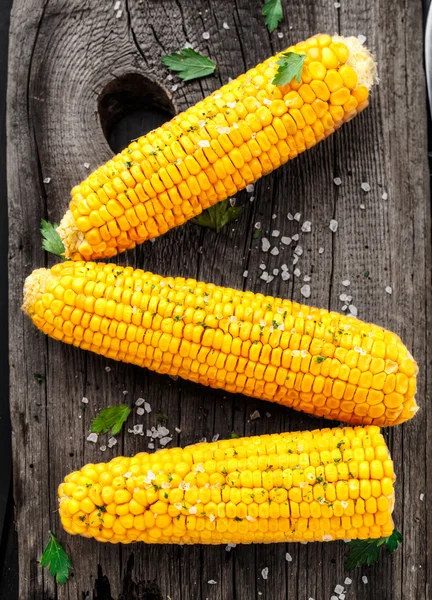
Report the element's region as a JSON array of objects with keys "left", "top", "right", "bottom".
[
  {"left": 22, "top": 268, "right": 52, "bottom": 316},
  {"left": 57, "top": 210, "right": 86, "bottom": 260},
  {"left": 334, "top": 35, "right": 378, "bottom": 90}
]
